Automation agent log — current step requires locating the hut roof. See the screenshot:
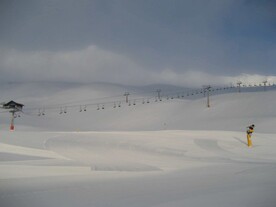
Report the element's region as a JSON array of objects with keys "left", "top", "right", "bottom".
[{"left": 3, "top": 101, "right": 24, "bottom": 109}]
